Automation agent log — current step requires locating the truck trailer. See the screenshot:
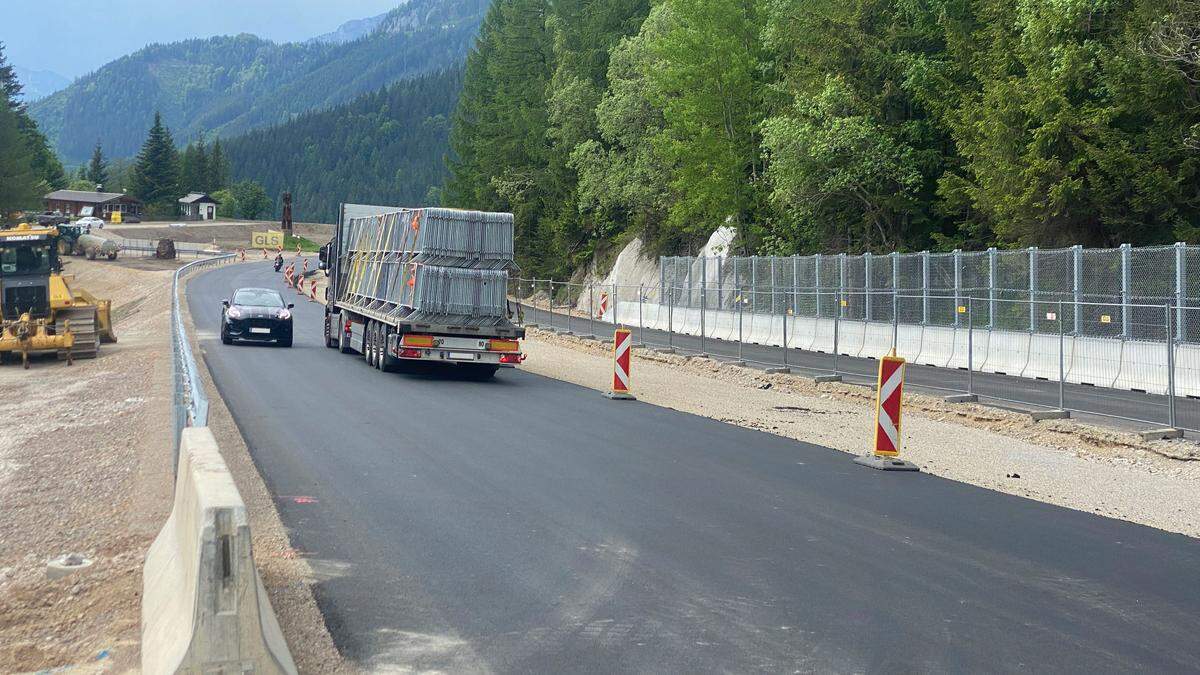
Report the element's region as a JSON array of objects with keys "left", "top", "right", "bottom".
[{"left": 319, "top": 203, "right": 524, "bottom": 378}]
